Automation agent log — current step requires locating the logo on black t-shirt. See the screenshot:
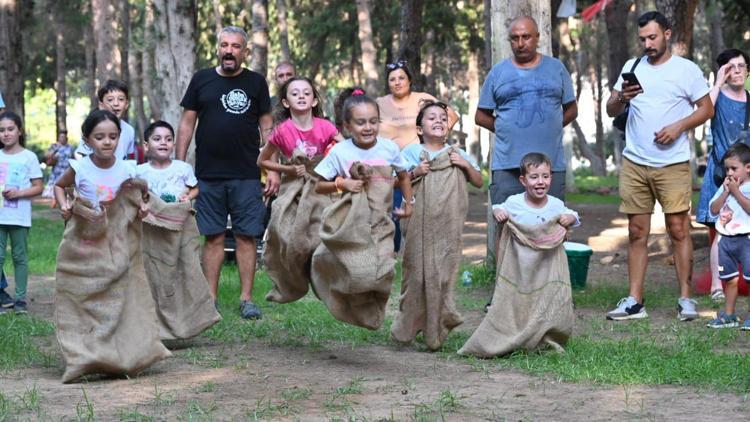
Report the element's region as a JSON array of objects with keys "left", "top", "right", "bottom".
[{"left": 220, "top": 89, "right": 251, "bottom": 114}]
